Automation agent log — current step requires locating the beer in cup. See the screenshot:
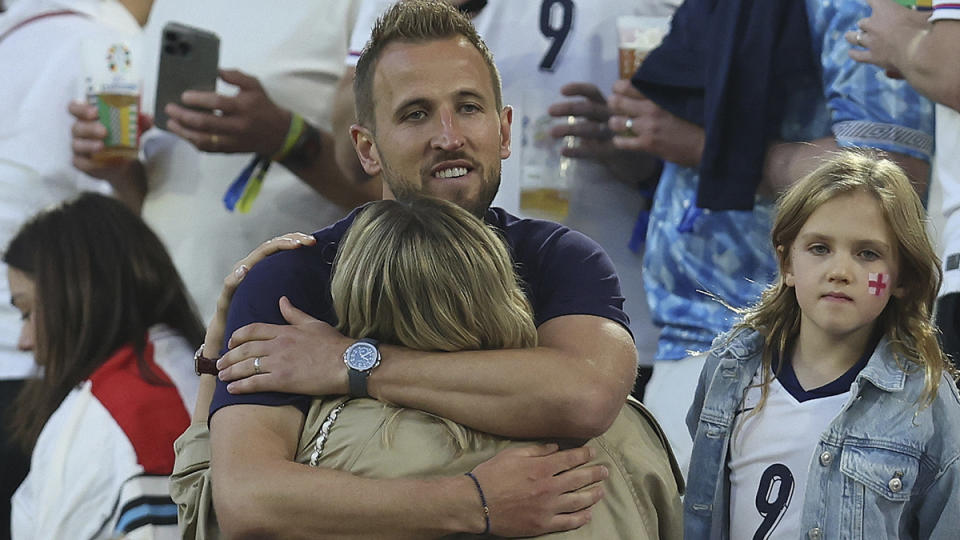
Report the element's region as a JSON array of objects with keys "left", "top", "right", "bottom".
[
  {"left": 82, "top": 38, "right": 141, "bottom": 162},
  {"left": 616, "top": 16, "right": 671, "bottom": 79}
]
